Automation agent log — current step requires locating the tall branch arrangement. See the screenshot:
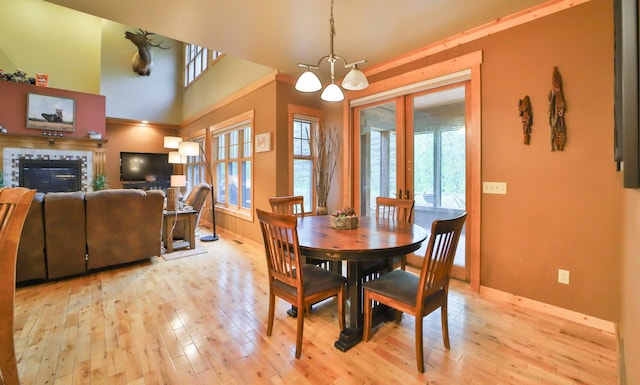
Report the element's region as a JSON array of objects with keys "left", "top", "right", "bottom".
[{"left": 312, "top": 125, "right": 339, "bottom": 208}]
